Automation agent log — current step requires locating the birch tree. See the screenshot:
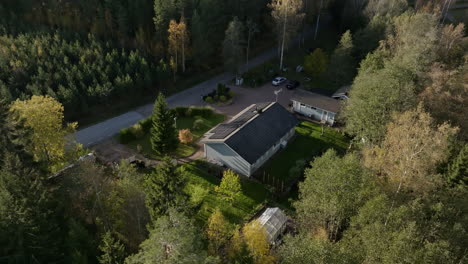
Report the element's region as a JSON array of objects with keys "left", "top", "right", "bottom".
[
  {"left": 245, "top": 19, "right": 259, "bottom": 66},
  {"left": 9, "top": 95, "right": 77, "bottom": 167},
  {"left": 168, "top": 20, "right": 180, "bottom": 74},
  {"left": 269, "top": 0, "right": 305, "bottom": 70},
  {"left": 222, "top": 17, "right": 245, "bottom": 77},
  {"left": 363, "top": 105, "right": 458, "bottom": 195},
  {"left": 168, "top": 17, "right": 189, "bottom": 74}
]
